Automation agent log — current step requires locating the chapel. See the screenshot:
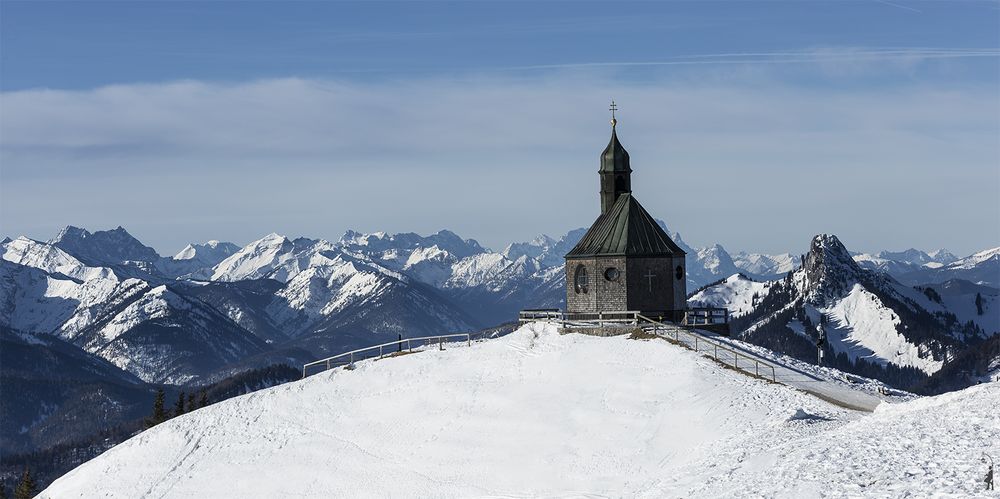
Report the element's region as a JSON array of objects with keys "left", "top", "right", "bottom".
[{"left": 564, "top": 104, "right": 687, "bottom": 321}]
